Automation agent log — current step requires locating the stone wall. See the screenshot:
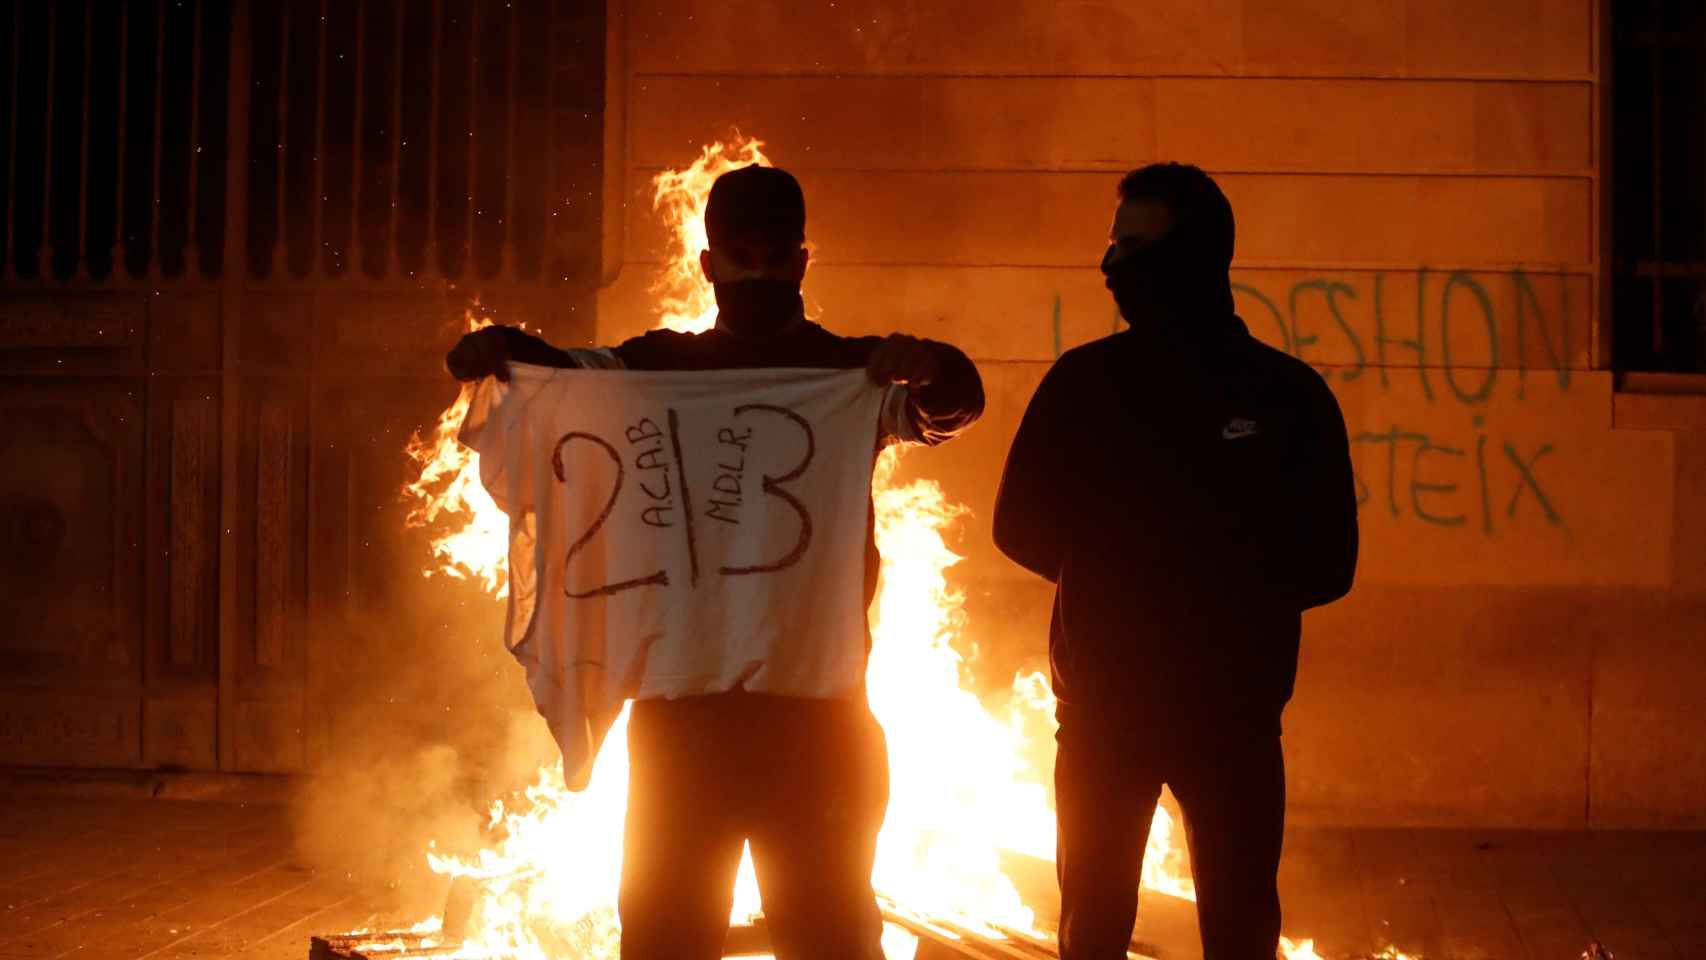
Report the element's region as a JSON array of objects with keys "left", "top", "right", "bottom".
[{"left": 596, "top": 0, "right": 1706, "bottom": 826}]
